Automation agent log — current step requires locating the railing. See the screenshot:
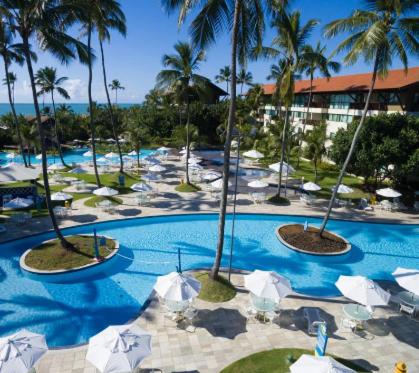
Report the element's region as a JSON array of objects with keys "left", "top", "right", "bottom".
[{"left": 349, "top": 102, "right": 388, "bottom": 111}]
